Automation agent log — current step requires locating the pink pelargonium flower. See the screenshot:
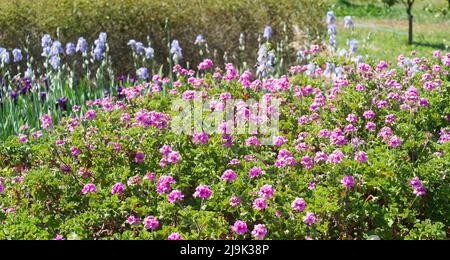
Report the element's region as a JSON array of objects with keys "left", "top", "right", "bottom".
[
  {"left": 168, "top": 232, "right": 183, "bottom": 240},
  {"left": 328, "top": 150, "right": 345, "bottom": 164},
  {"left": 18, "top": 134, "right": 28, "bottom": 143},
  {"left": 249, "top": 166, "right": 264, "bottom": 178},
  {"left": 388, "top": 136, "right": 402, "bottom": 148},
  {"left": 258, "top": 184, "right": 275, "bottom": 198},
  {"left": 313, "top": 151, "right": 328, "bottom": 163},
  {"left": 221, "top": 169, "right": 238, "bottom": 182},
  {"left": 409, "top": 177, "right": 427, "bottom": 196},
  {"left": 83, "top": 109, "right": 96, "bottom": 121},
  {"left": 228, "top": 159, "right": 240, "bottom": 166},
  {"left": 301, "top": 156, "right": 314, "bottom": 170},
  {"left": 167, "top": 151, "right": 181, "bottom": 164},
  {"left": 303, "top": 212, "right": 317, "bottom": 225},
  {"left": 229, "top": 196, "right": 241, "bottom": 207},
  {"left": 341, "top": 175, "right": 355, "bottom": 189},
  {"left": 366, "top": 122, "right": 376, "bottom": 132},
  {"left": 127, "top": 175, "right": 142, "bottom": 186},
  {"left": 54, "top": 234, "right": 65, "bottom": 240},
  {"left": 41, "top": 114, "right": 53, "bottom": 129},
  {"left": 126, "top": 215, "right": 140, "bottom": 226},
  {"left": 168, "top": 190, "right": 184, "bottom": 203},
  {"left": 253, "top": 198, "right": 267, "bottom": 210},
  {"left": 225, "top": 63, "right": 237, "bottom": 81},
  {"left": 198, "top": 59, "right": 213, "bottom": 70},
  {"left": 355, "top": 151, "right": 368, "bottom": 163},
  {"left": 32, "top": 130, "right": 43, "bottom": 139},
  {"left": 82, "top": 183, "right": 97, "bottom": 194},
  {"left": 291, "top": 197, "right": 307, "bottom": 212},
  {"left": 219, "top": 92, "right": 232, "bottom": 101},
  {"left": 70, "top": 146, "right": 81, "bottom": 157},
  {"left": 363, "top": 110, "right": 375, "bottom": 119},
  {"left": 111, "top": 182, "right": 125, "bottom": 195},
  {"left": 245, "top": 136, "right": 261, "bottom": 147},
  {"left": 135, "top": 151, "right": 145, "bottom": 164},
  {"left": 273, "top": 136, "right": 288, "bottom": 147},
  {"left": 193, "top": 184, "right": 213, "bottom": 199},
  {"left": 144, "top": 215, "right": 159, "bottom": 230},
  {"left": 251, "top": 224, "right": 268, "bottom": 240},
  {"left": 193, "top": 132, "right": 210, "bottom": 144},
  {"left": 231, "top": 220, "right": 248, "bottom": 235},
  {"left": 156, "top": 176, "right": 176, "bottom": 194},
  {"left": 346, "top": 113, "right": 358, "bottom": 123},
  {"left": 144, "top": 172, "right": 156, "bottom": 181}
]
